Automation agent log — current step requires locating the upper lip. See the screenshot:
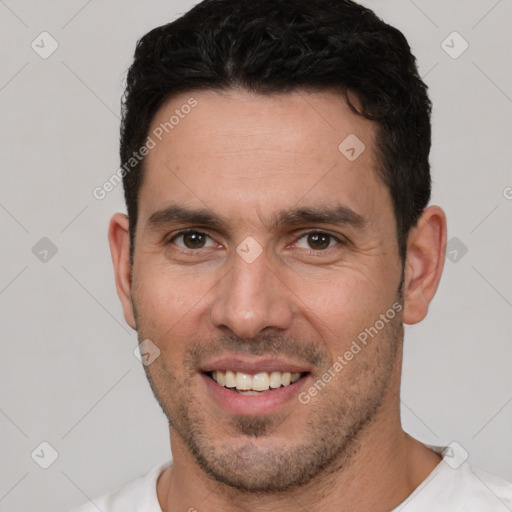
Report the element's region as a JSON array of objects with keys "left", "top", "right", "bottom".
[{"left": 201, "top": 356, "right": 311, "bottom": 374}]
